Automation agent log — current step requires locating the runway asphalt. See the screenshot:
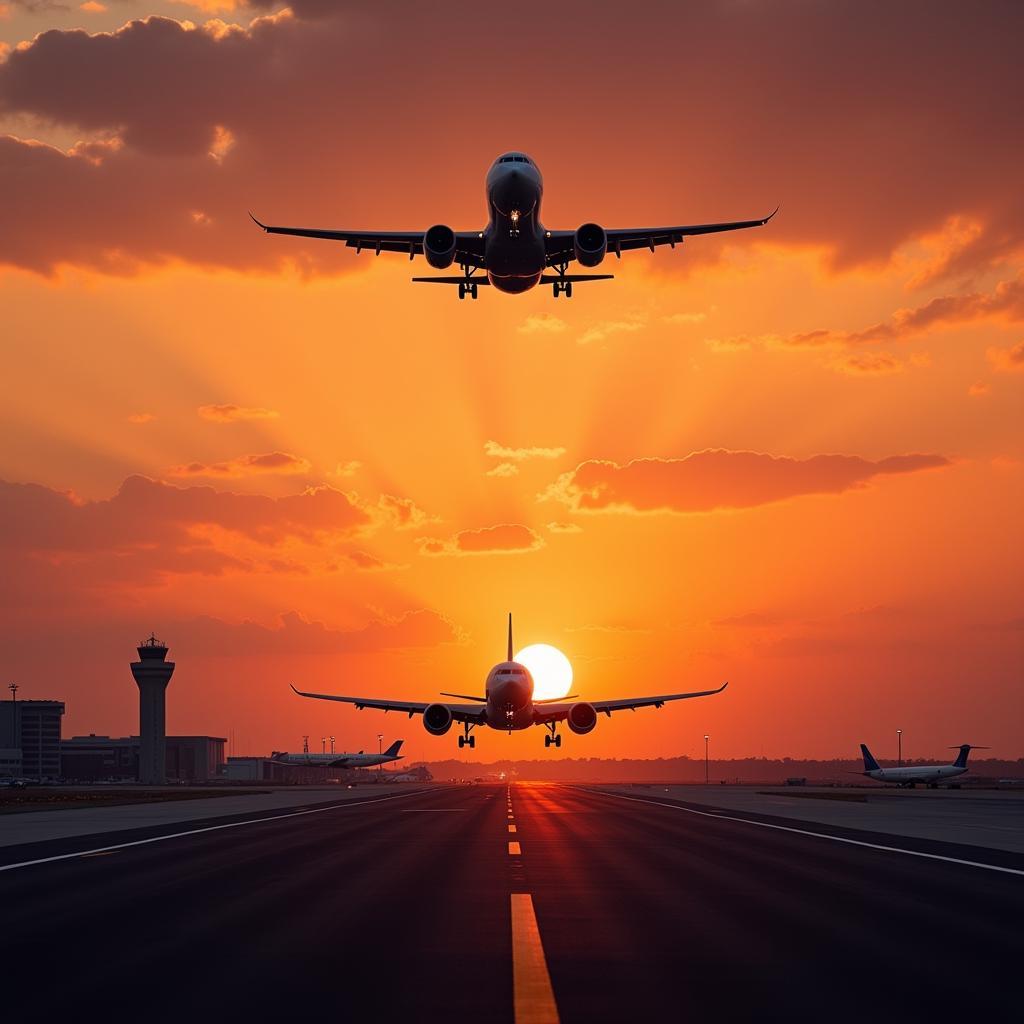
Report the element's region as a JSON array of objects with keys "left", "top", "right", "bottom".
[{"left": 2, "top": 783, "right": 1020, "bottom": 1022}]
